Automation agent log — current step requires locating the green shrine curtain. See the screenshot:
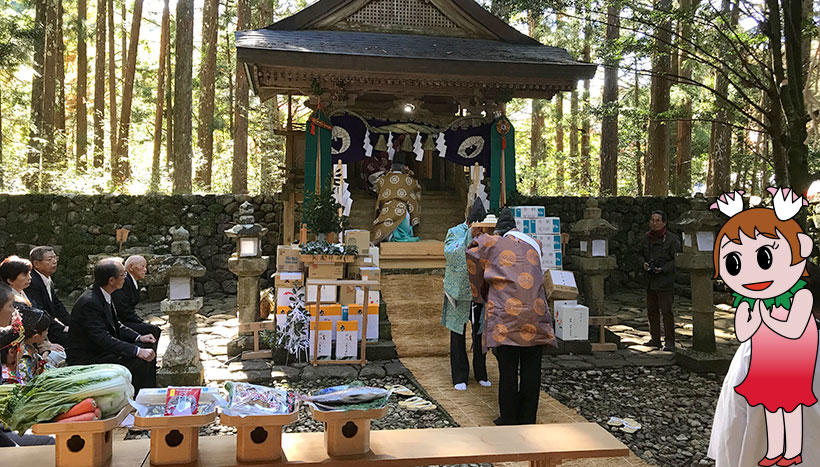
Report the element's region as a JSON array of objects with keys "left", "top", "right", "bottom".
[
  {"left": 489, "top": 115, "right": 516, "bottom": 212},
  {"left": 304, "top": 108, "right": 333, "bottom": 199}
]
